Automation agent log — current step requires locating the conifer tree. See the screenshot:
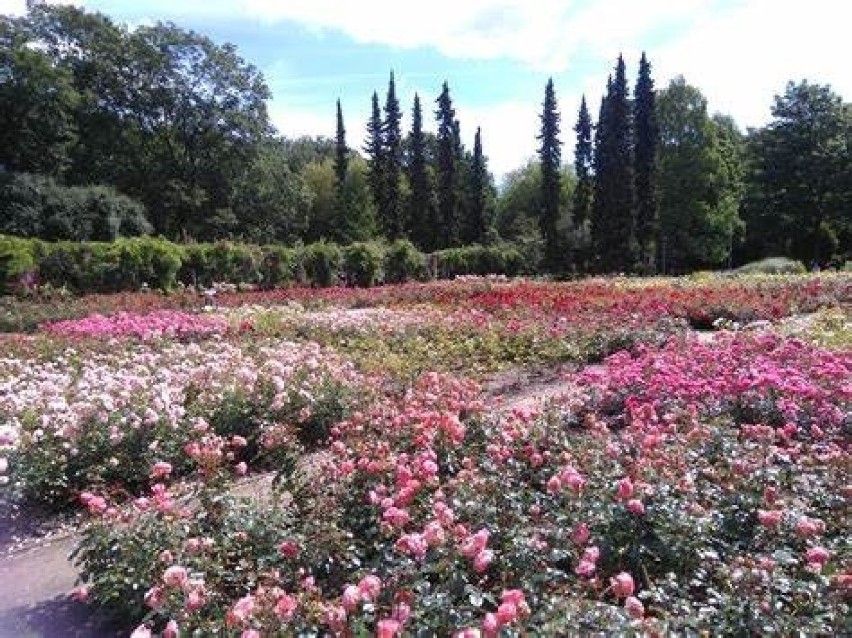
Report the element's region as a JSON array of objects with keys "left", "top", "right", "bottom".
[
  {"left": 334, "top": 99, "right": 348, "bottom": 190},
  {"left": 537, "top": 77, "right": 562, "bottom": 272},
  {"left": 364, "top": 91, "right": 385, "bottom": 222},
  {"left": 467, "top": 126, "right": 489, "bottom": 244},
  {"left": 573, "top": 96, "right": 593, "bottom": 225},
  {"left": 633, "top": 52, "right": 659, "bottom": 273},
  {"left": 436, "top": 81, "right": 459, "bottom": 247},
  {"left": 406, "top": 93, "right": 438, "bottom": 250},
  {"left": 383, "top": 71, "right": 404, "bottom": 239},
  {"left": 591, "top": 56, "right": 636, "bottom": 273}
]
